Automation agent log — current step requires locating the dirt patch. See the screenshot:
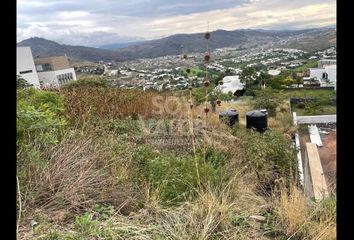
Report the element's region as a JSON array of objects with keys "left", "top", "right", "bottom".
[
  {"left": 318, "top": 131, "right": 336, "bottom": 191},
  {"left": 299, "top": 126, "right": 336, "bottom": 192}
]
